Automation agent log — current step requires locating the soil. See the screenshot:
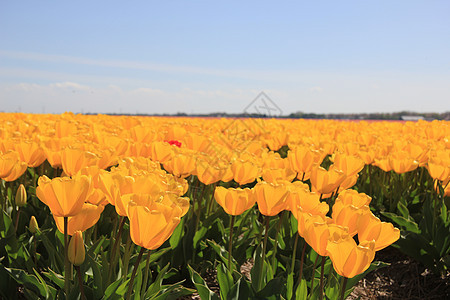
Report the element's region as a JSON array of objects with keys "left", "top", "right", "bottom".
[{"left": 182, "top": 247, "right": 450, "bottom": 299}]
